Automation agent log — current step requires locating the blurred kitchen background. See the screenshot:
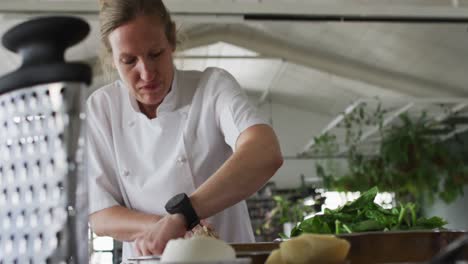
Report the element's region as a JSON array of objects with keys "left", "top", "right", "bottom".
[{"left": 1, "top": 0, "right": 468, "bottom": 263}]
